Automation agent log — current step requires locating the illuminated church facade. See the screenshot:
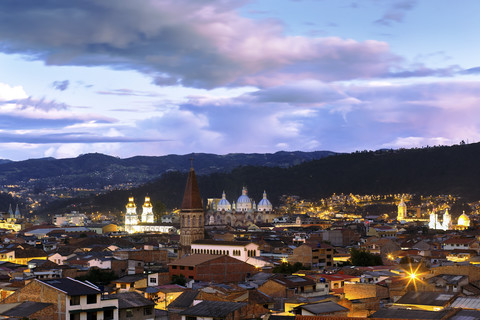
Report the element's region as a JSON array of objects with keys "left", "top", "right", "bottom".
[
  {"left": 124, "top": 196, "right": 176, "bottom": 234},
  {"left": 205, "top": 188, "right": 280, "bottom": 226}
]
